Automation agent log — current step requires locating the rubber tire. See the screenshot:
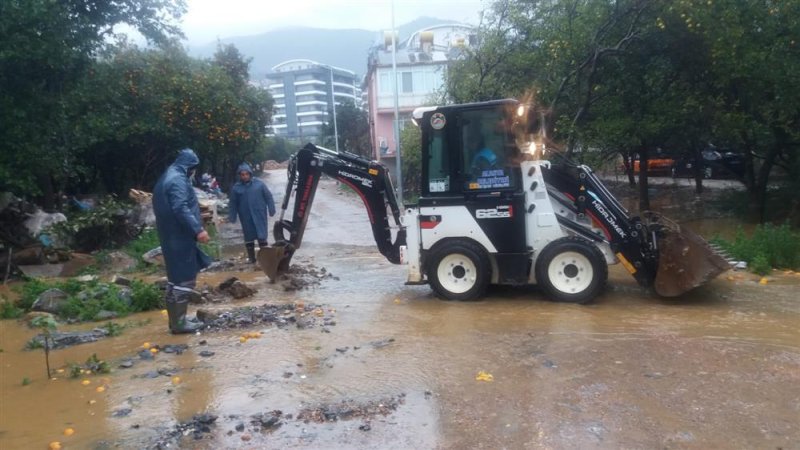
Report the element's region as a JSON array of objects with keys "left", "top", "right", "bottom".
[
  {"left": 427, "top": 240, "right": 491, "bottom": 301},
  {"left": 535, "top": 236, "right": 607, "bottom": 304}
]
